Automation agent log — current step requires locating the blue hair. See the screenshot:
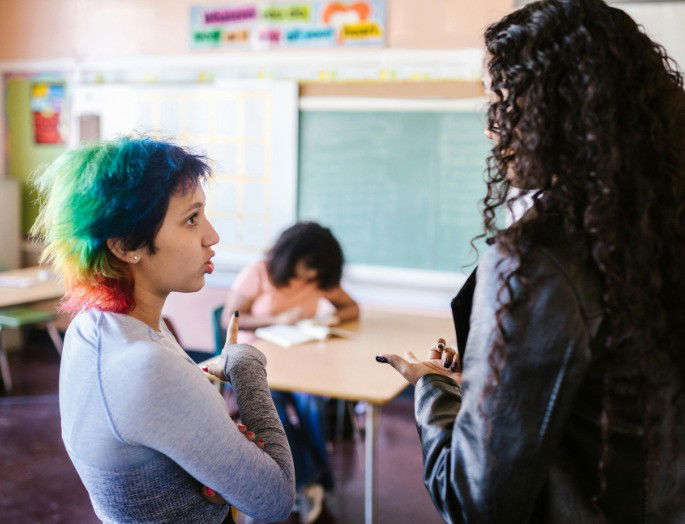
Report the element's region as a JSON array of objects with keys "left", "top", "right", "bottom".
[{"left": 32, "top": 137, "right": 211, "bottom": 313}]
